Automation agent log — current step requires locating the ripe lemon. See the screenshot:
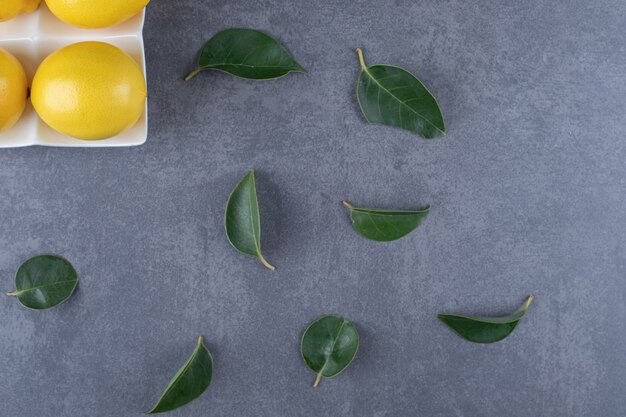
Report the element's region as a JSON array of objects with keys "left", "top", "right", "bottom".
[
  {"left": 0, "top": 0, "right": 39, "bottom": 22},
  {"left": 31, "top": 42, "right": 146, "bottom": 140},
  {"left": 0, "top": 48, "right": 28, "bottom": 133},
  {"left": 45, "top": 0, "right": 150, "bottom": 29}
]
